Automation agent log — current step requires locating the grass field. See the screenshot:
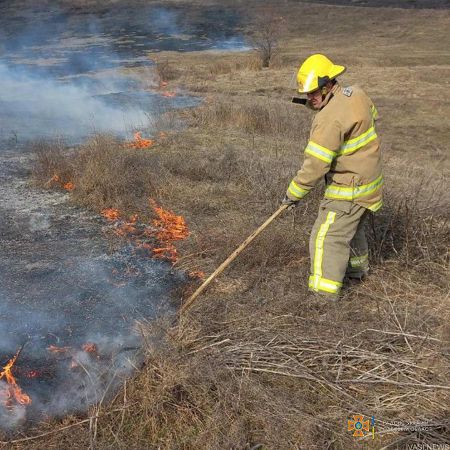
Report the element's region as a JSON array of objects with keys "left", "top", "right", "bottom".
[{"left": 3, "top": 1, "right": 449, "bottom": 448}]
